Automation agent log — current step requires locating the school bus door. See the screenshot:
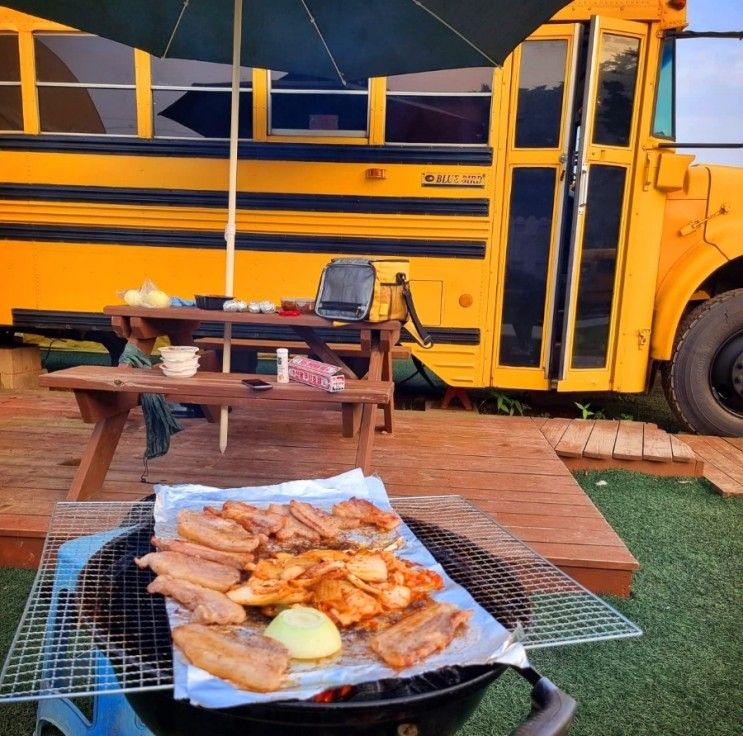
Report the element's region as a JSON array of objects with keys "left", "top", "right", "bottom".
[
  {"left": 557, "top": 17, "right": 646, "bottom": 391},
  {"left": 491, "top": 23, "right": 583, "bottom": 390},
  {"left": 491, "top": 18, "right": 646, "bottom": 392}
]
